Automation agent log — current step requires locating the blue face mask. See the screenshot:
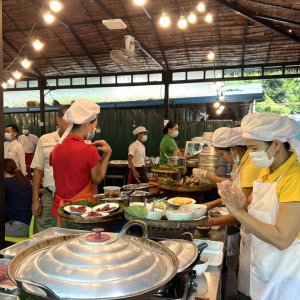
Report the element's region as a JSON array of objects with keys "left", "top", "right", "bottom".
[
  {"left": 86, "top": 127, "right": 96, "bottom": 141},
  {"left": 4, "top": 132, "right": 12, "bottom": 141}
]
